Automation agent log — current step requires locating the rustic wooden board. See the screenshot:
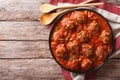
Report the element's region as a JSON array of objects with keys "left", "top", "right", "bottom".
[
  {"left": 0, "top": 41, "right": 119, "bottom": 59},
  {"left": 0, "top": 41, "right": 52, "bottom": 58},
  {"left": 0, "top": 59, "right": 120, "bottom": 80},
  {"left": 0, "top": 59, "right": 64, "bottom": 80},
  {"left": 0, "top": 22, "right": 50, "bottom": 40},
  {"left": 0, "top": 0, "right": 120, "bottom": 80},
  {"left": 0, "top": 0, "right": 49, "bottom": 21},
  {"left": 94, "top": 59, "right": 120, "bottom": 80},
  {"left": 94, "top": 76, "right": 120, "bottom": 80}
]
